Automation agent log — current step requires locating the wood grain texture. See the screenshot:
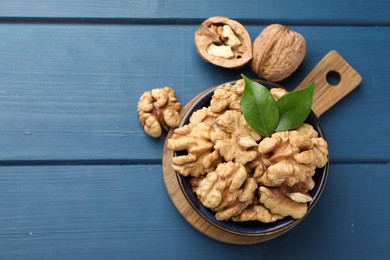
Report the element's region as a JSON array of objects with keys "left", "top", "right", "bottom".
[
  {"left": 295, "top": 50, "right": 362, "bottom": 117},
  {"left": 0, "top": 164, "right": 388, "bottom": 259},
  {"left": 0, "top": 25, "right": 388, "bottom": 163},
  {"left": 0, "top": 1, "right": 387, "bottom": 259},
  {"left": 0, "top": 0, "right": 388, "bottom": 25}
]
